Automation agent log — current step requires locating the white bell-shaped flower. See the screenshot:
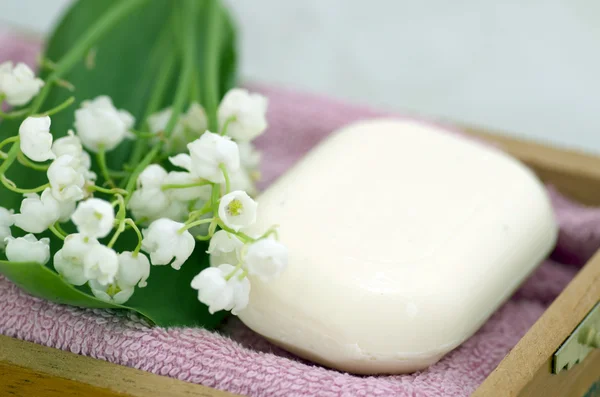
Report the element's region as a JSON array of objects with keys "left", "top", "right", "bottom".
[
  {"left": 83, "top": 244, "right": 119, "bottom": 286},
  {"left": 74, "top": 96, "right": 135, "bottom": 153},
  {"left": 0, "top": 207, "right": 14, "bottom": 251},
  {"left": 54, "top": 233, "right": 99, "bottom": 286},
  {"left": 117, "top": 251, "right": 150, "bottom": 288},
  {"left": 191, "top": 264, "right": 250, "bottom": 314},
  {"left": 218, "top": 190, "right": 258, "bottom": 232},
  {"left": 51, "top": 131, "right": 97, "bottom": 183},
  {"left": 71, "top": 198, "right": 115, "bottom": 239},
  {"left": 0, "top": 62, "right": 44, "bottom": 106},
  {"left": 18, "top": 116, "right": 55, "bottom": 162},
  {"left": 245, "top": 238, "right": 288, "bottom": 281},
  {"left": 183, "top": 102, "right": 208, "bottom": 132},
  {"left": 163, "top": 171, "right": 211, "bottom": 202},
  {"left": 88, "top": 280, "right": 134, "bottom": 305},
  {"left": 128, "top": 164, "right": 171, "bottom": 222},
  {"left": 13, "top": 188, "right": 60, "bottom": 233},
  {"left": 183, "top": 132, "right": 240, "bottom": 183},
  {"left": 207, "top": 230, "right": 243, "bottom": 267},
  {"left": 47, "top": 154, "right": 86, "bottom": 202},
  {"left": 5, "top": 234, "right": 50, "bottom": 265},
  {"left": 238, "top": 142, "right": 261, "bottom": 170},
  {"left": 217, "top": 88, "right": 268, "bottom": 141},
  {"left": 141, "top": 218, "right": 195, "bottom": 270}
]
